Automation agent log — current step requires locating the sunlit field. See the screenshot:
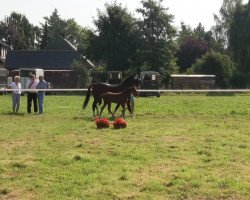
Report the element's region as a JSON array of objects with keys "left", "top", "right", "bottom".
[{"left": 0, "top": 93, "right": 249, "bottom": 200}]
